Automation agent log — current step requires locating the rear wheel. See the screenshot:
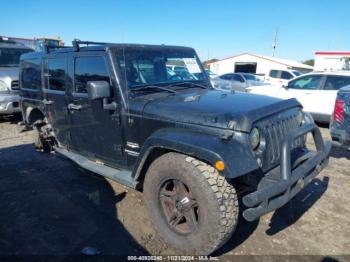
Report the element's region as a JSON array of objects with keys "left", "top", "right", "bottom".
[{"left": 143, "top": 152, "right": 238, "bottom": 255}]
